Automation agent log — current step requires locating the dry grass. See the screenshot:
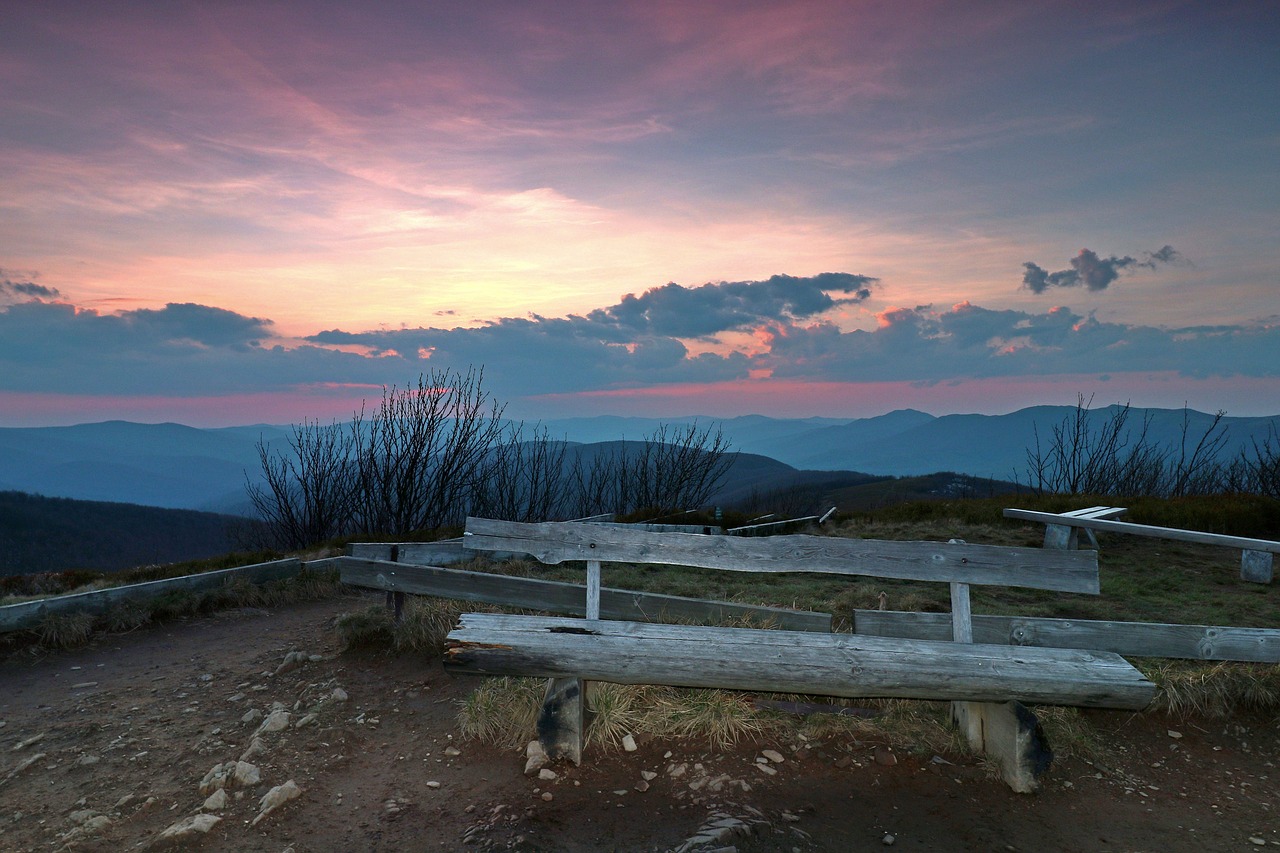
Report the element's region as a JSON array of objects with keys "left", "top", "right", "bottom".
[
  {"left": 36, "top": 611, "right": 96, "bottom": 650},
  {"left": 456, "top": 677, "right": 544, "bottom": 748},
  {"left": 1146, "top": 661, "right": 1280, "bottom": 717},
  {"left": 22, "top": 568, "right": 347, "bottom": 651}
]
